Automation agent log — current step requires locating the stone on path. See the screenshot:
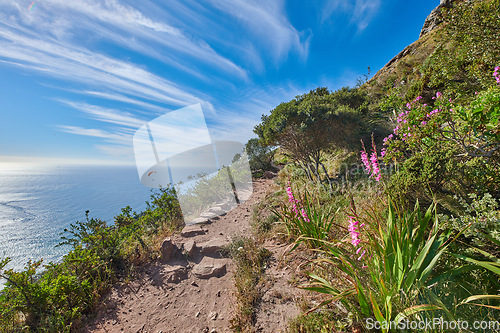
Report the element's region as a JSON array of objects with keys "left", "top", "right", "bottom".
[
  {"left": 181, "top": 225, "right": 207, "bottom": 237},
  {"left": 183, "top": 239, "right": 197, "bottom": 257},
  {"left": 161, "top": 237, "right": 180, "bottom": 263},
  {"left": 192, "top": 257, "right": 227, "bottom": 279},
  {"left": 197, "top": 238, "right": 226, "bottom": 256},
  {"left": 163, "top": 265, "right": 188, "bottom": 283}
]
